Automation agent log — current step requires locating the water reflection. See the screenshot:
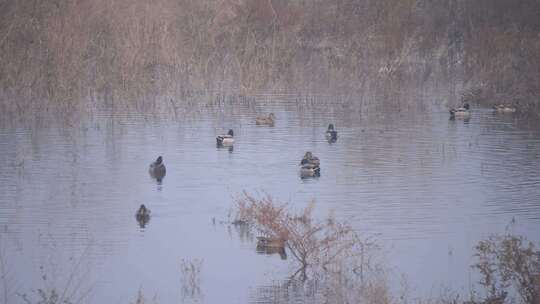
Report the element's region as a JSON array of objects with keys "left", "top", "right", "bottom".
[
  {"left": 180, "top": 258, "right": 203, "bottom": 304},
  {"left": 216, "top": 143, "right": 234, "bottom": 152},
  {"left": 0, "top": 99, "right": 540, "bottom": 303},
  {"left": 249, "top": 279, "right": 319, "bottom": 304},
  {"left": 449, "top": 115, "right": 471, "bottom": 123}
]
